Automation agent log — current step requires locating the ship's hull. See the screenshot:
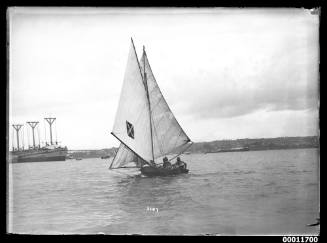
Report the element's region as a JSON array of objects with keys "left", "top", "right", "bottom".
[
  {"left": 10, "top": 149, "right": 68, "bottom": 163},
  {"left": 140, "top": 165, "right": 189, "bottom": 177}
]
